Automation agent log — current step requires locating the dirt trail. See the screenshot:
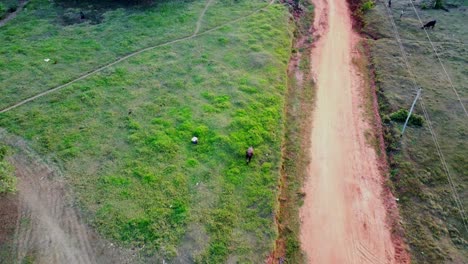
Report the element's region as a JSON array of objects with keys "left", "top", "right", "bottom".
[
  {"left": 299, "top": 0, "right": 408, "bottom": 263},
  {"left": 13, "top": 153, "right": 96, "bottom": 264},
  {"left": 0, "top": 131, "right": 134, "bottom": 264},
  {"left": 192, "top": 0, "right": 213, "bottom": 36},
  {"left": 0, "top": 0, "right": 29, "bottom": 28}
]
